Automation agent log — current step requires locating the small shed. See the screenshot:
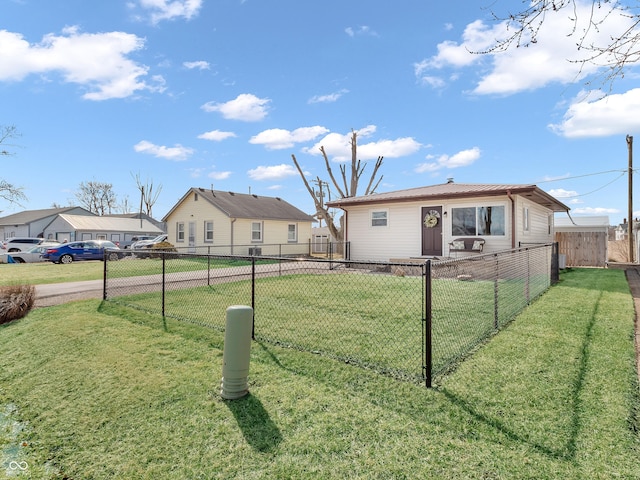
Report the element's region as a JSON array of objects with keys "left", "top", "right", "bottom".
[{"left": 554, "top": 215, "right": 609, "bottom": 267}]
